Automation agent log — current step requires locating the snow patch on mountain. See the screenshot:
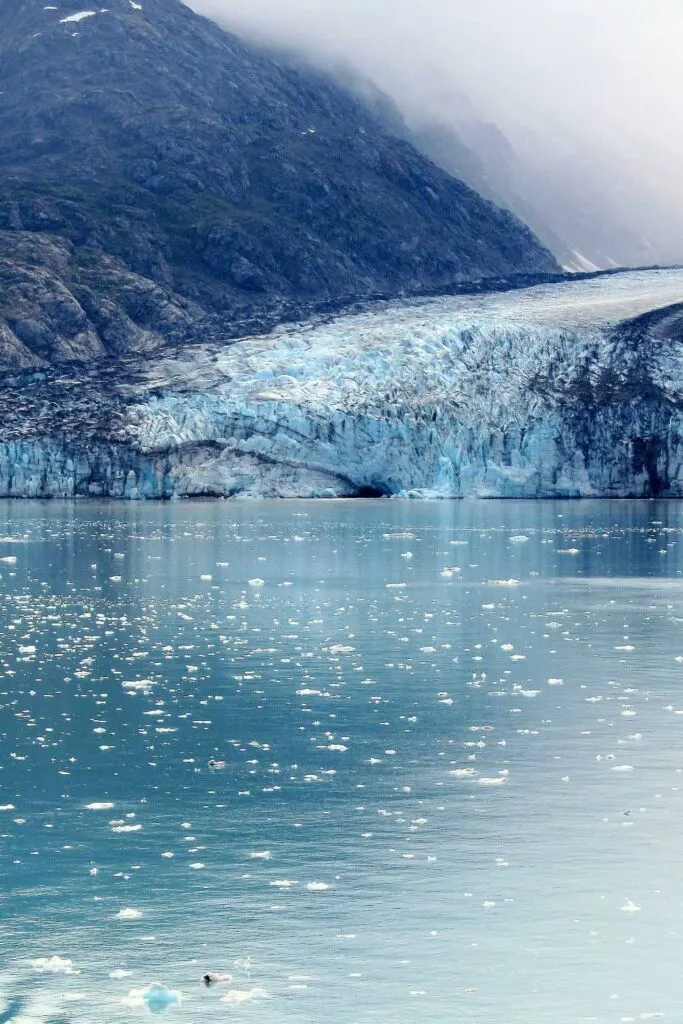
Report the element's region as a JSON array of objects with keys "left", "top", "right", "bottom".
[{"left": 59, "top": 11, "right": 98, "bottom": 23}]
